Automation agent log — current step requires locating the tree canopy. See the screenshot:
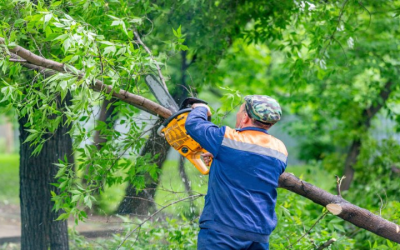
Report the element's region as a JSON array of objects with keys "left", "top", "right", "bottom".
[{"left": 1, "top": 0, "right": 400, "bottom": 249}]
